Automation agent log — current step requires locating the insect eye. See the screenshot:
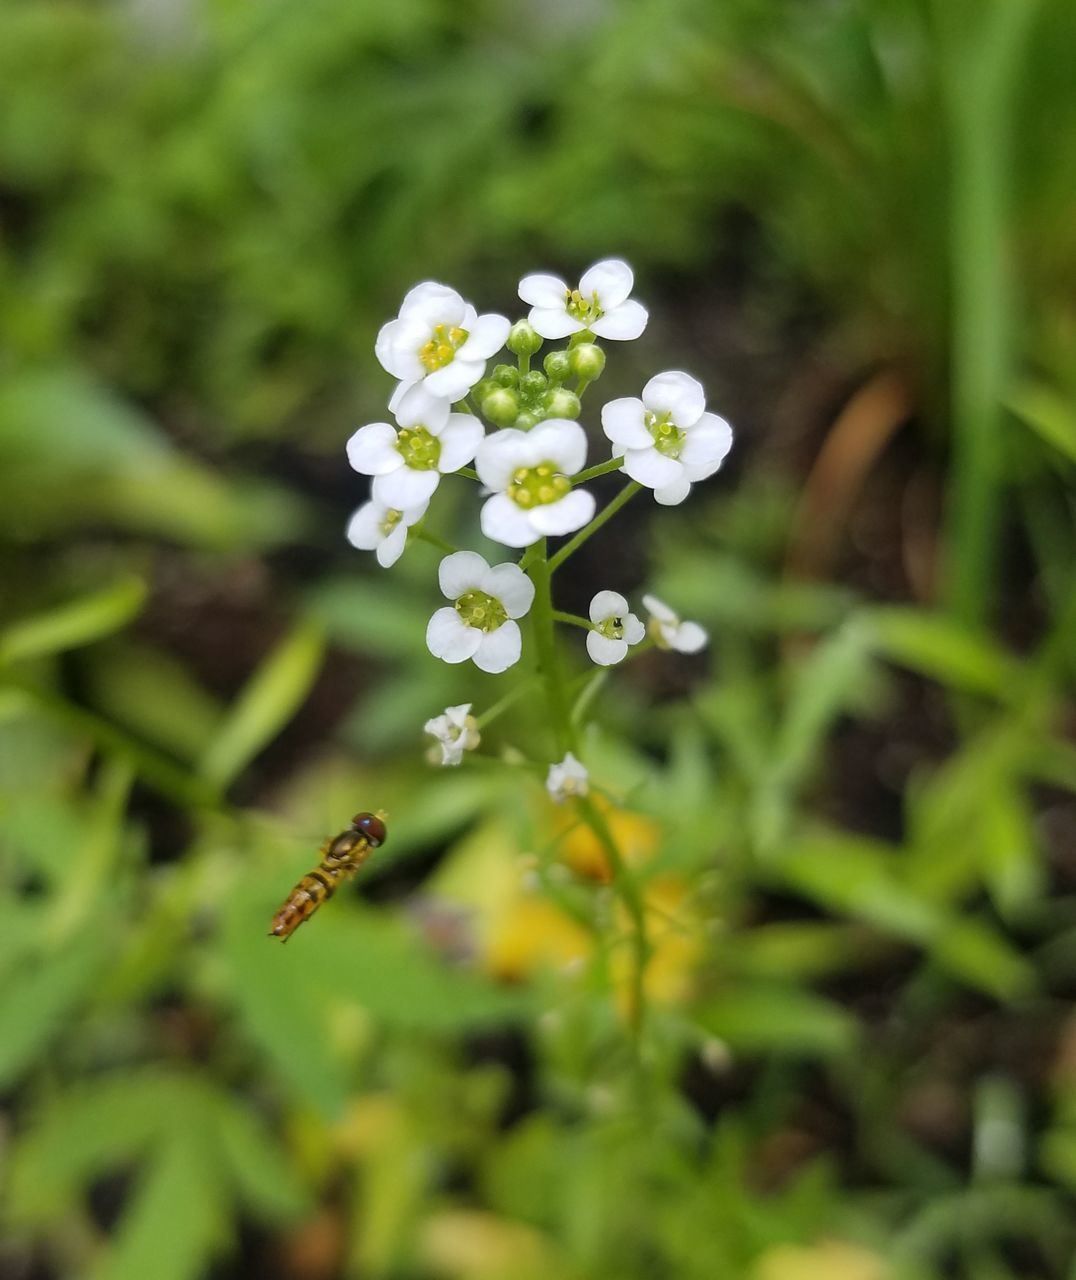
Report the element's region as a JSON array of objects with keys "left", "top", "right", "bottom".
[{"left": 352, "top": 812, "right": 387, "bottom": 847}]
